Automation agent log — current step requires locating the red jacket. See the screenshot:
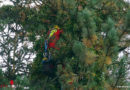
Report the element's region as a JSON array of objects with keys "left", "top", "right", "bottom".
[{"left": 48, "top": 29, "right": 63, "bottom": 50}]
